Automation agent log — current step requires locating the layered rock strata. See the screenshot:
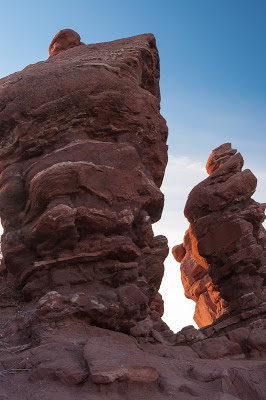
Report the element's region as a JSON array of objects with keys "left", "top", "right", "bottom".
[
  {"left": 1, "top": 307, "right": 266, "bottom": 400},
  {"left": 0, "top": 33, "right": 265, "bottom": 400},
  {"left": 173, "top": 143, "right": 266, "bottom": 328},
  {"left": 0, "top": 31, "right": 169, "bottom": 333}
]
